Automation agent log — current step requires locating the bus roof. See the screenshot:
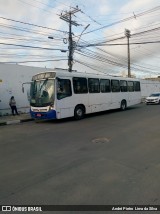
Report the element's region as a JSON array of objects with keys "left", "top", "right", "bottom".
[{"left": 32, "top": 68, "right": 139, "bottom": 81}]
